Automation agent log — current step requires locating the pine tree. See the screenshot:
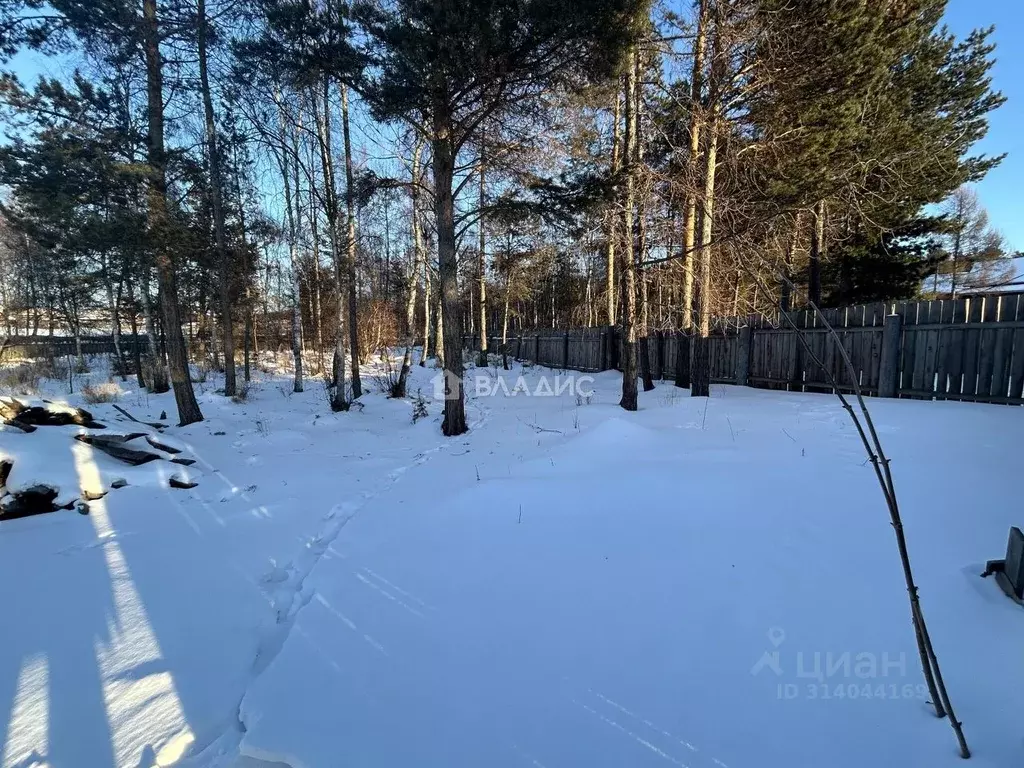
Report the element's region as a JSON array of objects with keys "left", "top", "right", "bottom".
[
  {"left": 824, "top": 216, "right": 944, "bottom": 306},
  {"left": 3, "top": 0, "right": 206, "bottom": 423},
  {"left": 354, "top": 0, "right": 640, "bottom": 435},
  {"left": 196, "top": 0, "right": 236, "bottom": 396},
  {"left": 746, "top": 0, "right": 1005, "bottom": 306}
]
